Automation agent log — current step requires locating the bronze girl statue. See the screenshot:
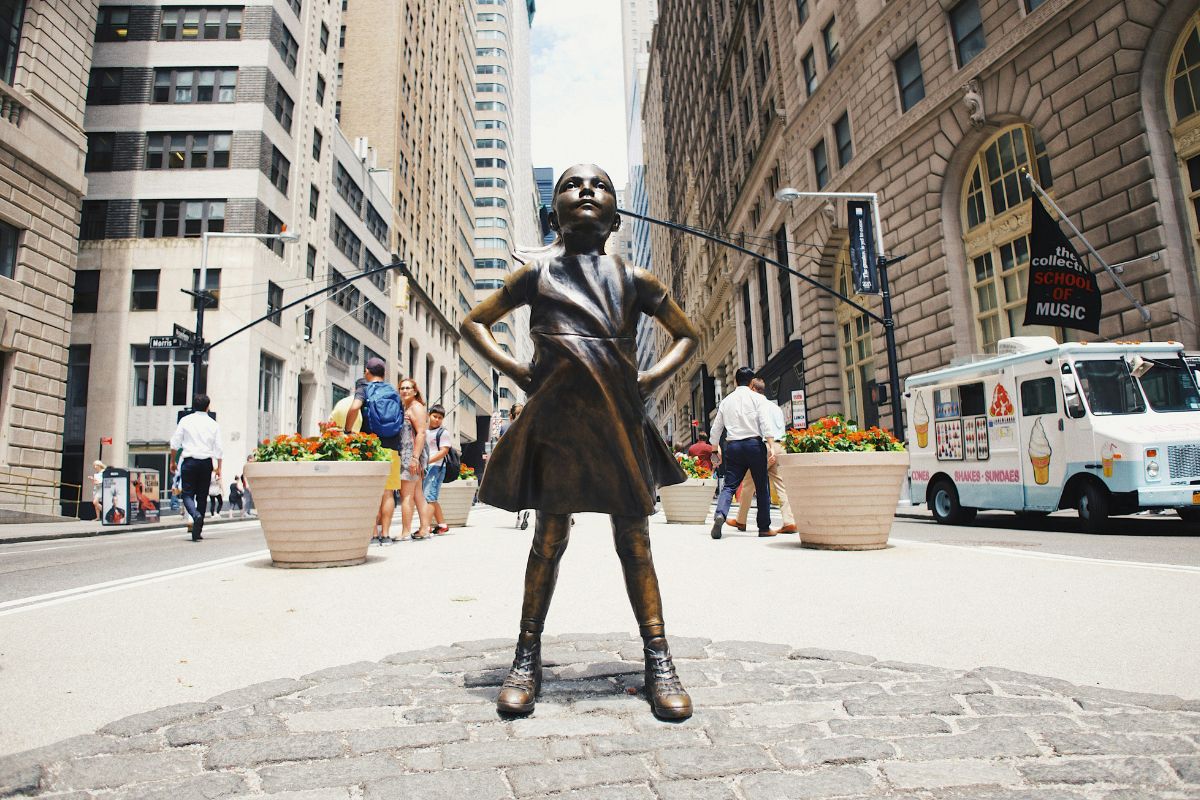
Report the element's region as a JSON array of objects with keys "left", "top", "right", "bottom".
[{"left": 462, "top": 163, "right": 700, "bottom": 720}]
